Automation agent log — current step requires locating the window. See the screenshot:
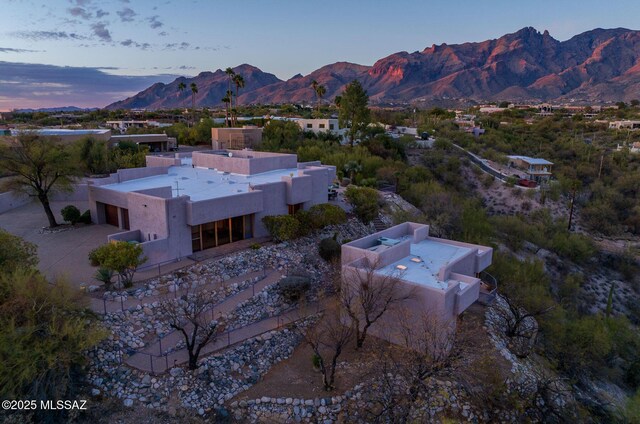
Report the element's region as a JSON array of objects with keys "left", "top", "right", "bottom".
[
  {"left": 329, "top": 124, "right": 334, "bottom": 130},
  {"left": 306, "top": 123, "right": 313, "bottom": 129},
  {"left": 319, "top": 123, "right": 325, "bottom": 129}
]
